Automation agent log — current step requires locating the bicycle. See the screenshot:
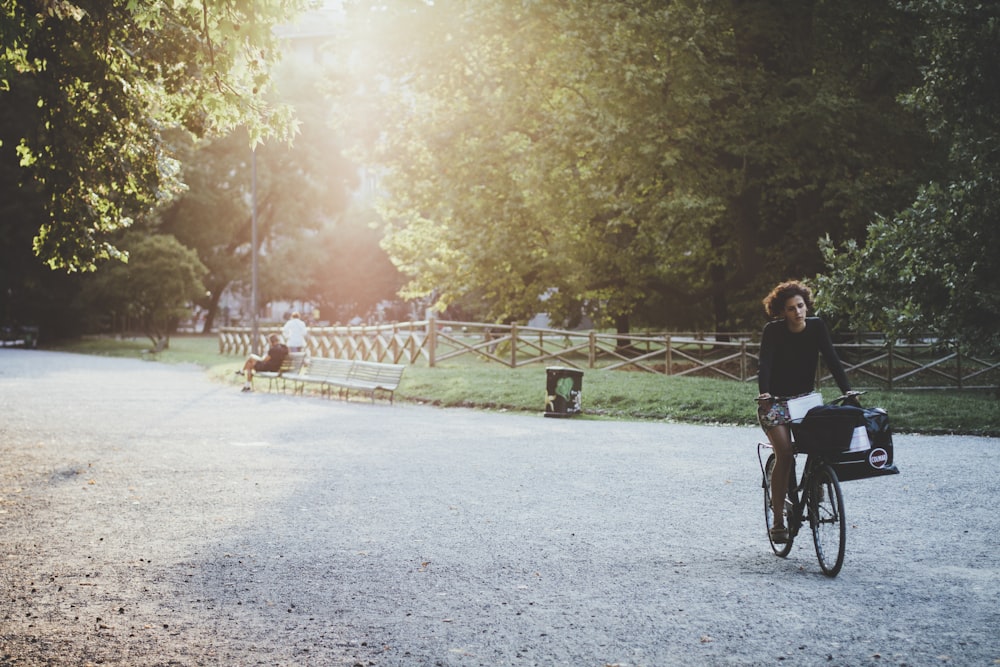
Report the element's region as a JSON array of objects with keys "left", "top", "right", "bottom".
[{"left": 756, "top": 392, "right": 865, "bottom": 577}]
